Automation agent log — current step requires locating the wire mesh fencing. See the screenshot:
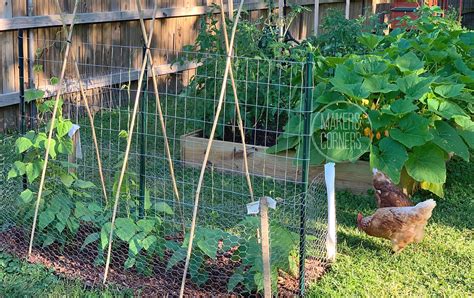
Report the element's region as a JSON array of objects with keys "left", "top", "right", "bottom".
[{"left": 0, "top": 39, "right": 331, "bottom": 295}]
